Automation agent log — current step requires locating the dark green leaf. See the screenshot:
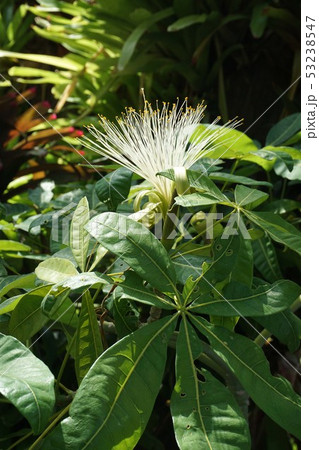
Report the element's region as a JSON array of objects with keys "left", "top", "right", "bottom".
[
  {"left": 234, "top": 185, "right": 269, "bottom": 210},
  {"left": 95, "top": 167, "right": 132, "bottom": 211},
  {"left": 189, "top": 280, "right": 300, "bottom": 316},
  {"left": 252, "top": 235, "right": 282, "bottom": 283},
  {"left": 0, "top": 333, "right": 55, "bottom": 434},
  {"left": 43, "top": 315, "right": 177, "bottom": 449},
  {"left": 75, "top": 292, "right": 103, "bottom": 384},
  {"left": 244, "top": 211, "right": 301, "bottom": 255},
  {"left": 255, "top": 310, "right": 301, "bottom": 352},
  {"left": 171, "top": 319, "right": 250, "bottom": 449},
  {"left": 266, "top": 113, "right": 301, "bottom": 146},
  {"left": 86, "top": 212, "right": 177, "bottom": 293},
  {"left": 191, "top": 316, "right": 301, "bottom": 438},
  {"left": 168, "top": 14, "right": 207, "bottom": 32},
  {"left": 118, "top": 271, "right": 176, "bottom": 309}
]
